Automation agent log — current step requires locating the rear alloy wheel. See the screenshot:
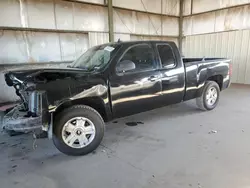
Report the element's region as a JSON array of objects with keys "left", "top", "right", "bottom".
[
  {"left": 196, "top": 81, "right": 220, "bottom": 111},
  {"left": 53, "top": 105, "right": 105, "bottom": 156},
  {"left": 205, "top": 87, "right": 218, "bottom": 107}
]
